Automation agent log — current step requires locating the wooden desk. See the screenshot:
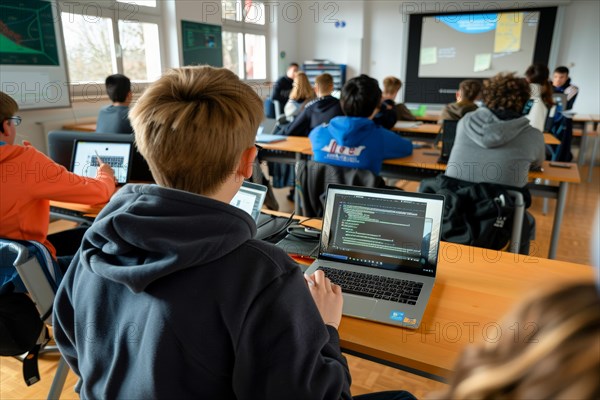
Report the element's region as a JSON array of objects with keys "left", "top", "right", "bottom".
[
  {"left": 392, "top": 122, "right": 442, "bottom": 137},
  {"left": 415, "top": 114, "right": 441, "bottom": 123},
  {"left": 337, "top": 244, "right": 593, "bottom": 380},
  {"left": 63, "top": 122, "right": 97, "bottom": 132},
  {"left": 573, "top": 113, "right": 600, "bottom": 181}
]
